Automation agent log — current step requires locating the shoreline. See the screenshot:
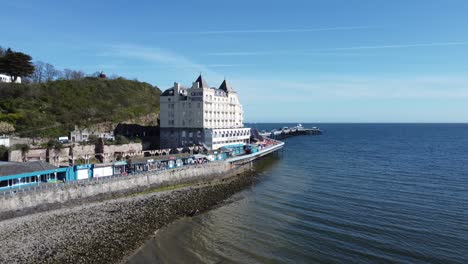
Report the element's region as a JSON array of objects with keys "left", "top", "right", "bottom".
[{"left": 0, "top": 167, "right": 260, "bottom": 263}]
